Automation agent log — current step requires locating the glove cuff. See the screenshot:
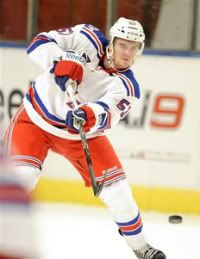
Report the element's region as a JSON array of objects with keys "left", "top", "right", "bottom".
[
  {"left": 80, "top": 106, "right": 96, "bottom": 132},
  {"left": 54, "top": 60, "right": 84, "bottom": 83}
]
